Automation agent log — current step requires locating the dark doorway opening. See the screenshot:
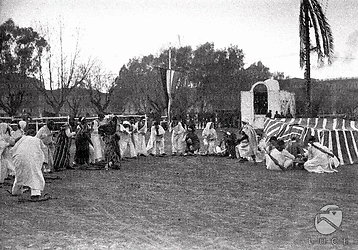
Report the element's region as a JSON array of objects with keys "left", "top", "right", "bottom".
[{"left": 253, "top": 84, "right": 268, "bottom": 115}]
